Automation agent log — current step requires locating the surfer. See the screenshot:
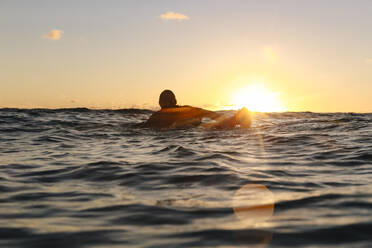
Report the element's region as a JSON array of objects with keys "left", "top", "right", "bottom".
[{"left": 141, "top": 90, "right": 251, "bottom": 129}]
